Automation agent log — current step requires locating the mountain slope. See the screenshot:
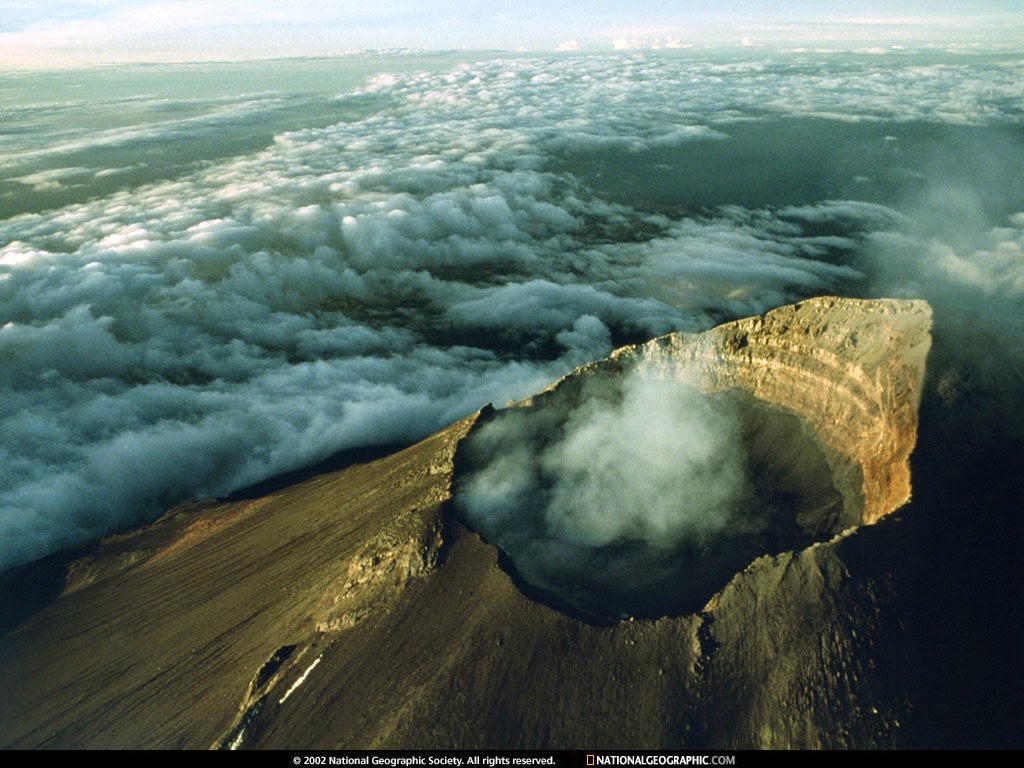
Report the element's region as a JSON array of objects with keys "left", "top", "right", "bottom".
[{"left": 0, "top": 297, "right": 943, "bottom": 749}]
